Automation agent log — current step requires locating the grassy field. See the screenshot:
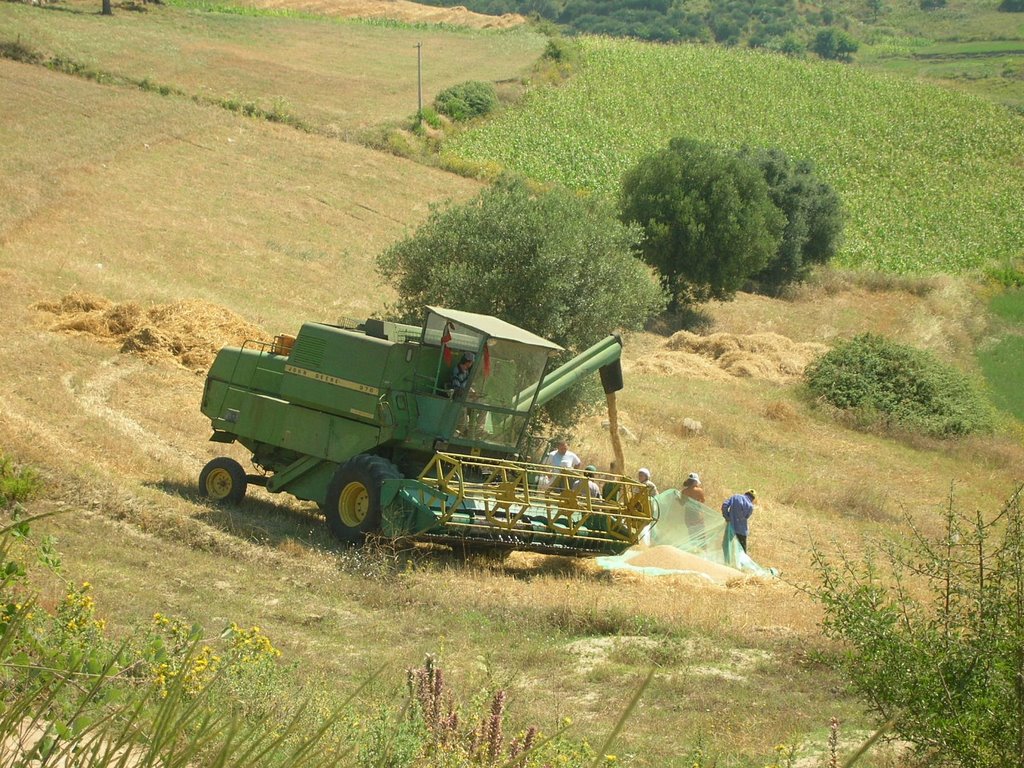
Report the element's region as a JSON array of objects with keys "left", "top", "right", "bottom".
[
  {"left": 2, "top": 1, "right": 1024, "bottom": 765},
  {"left": 978, "top": 288, "right": 1024, "bottom": 421},
  {"left": 847, "top": 0, "right": 1024, "bottom": 108},
  {"left": 444, "top": 37, "right": 1024, "bottom": 276},
  {"left": 0, "top": 0, "right": 545, "bottom": 135}
]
